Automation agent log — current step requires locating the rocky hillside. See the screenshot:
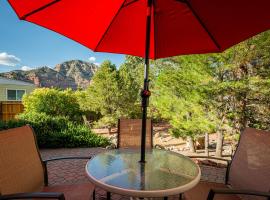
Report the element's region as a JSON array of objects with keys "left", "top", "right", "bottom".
[{"left": 0, "top": 60, "right": 98, "bottom": 90}]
